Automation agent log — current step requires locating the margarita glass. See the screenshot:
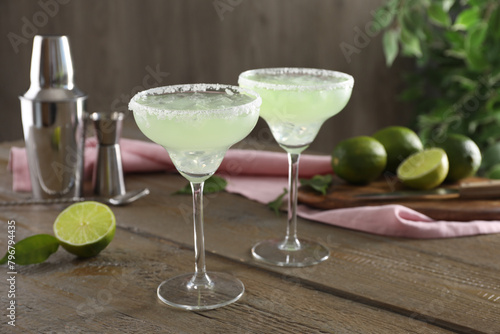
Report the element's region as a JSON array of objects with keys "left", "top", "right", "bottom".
[
  {"left": 129, "top": 84, "right": 261, "bottom": 310},
  {"left": 239, "top": 68, "right": 354, "bottom": 267}
]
